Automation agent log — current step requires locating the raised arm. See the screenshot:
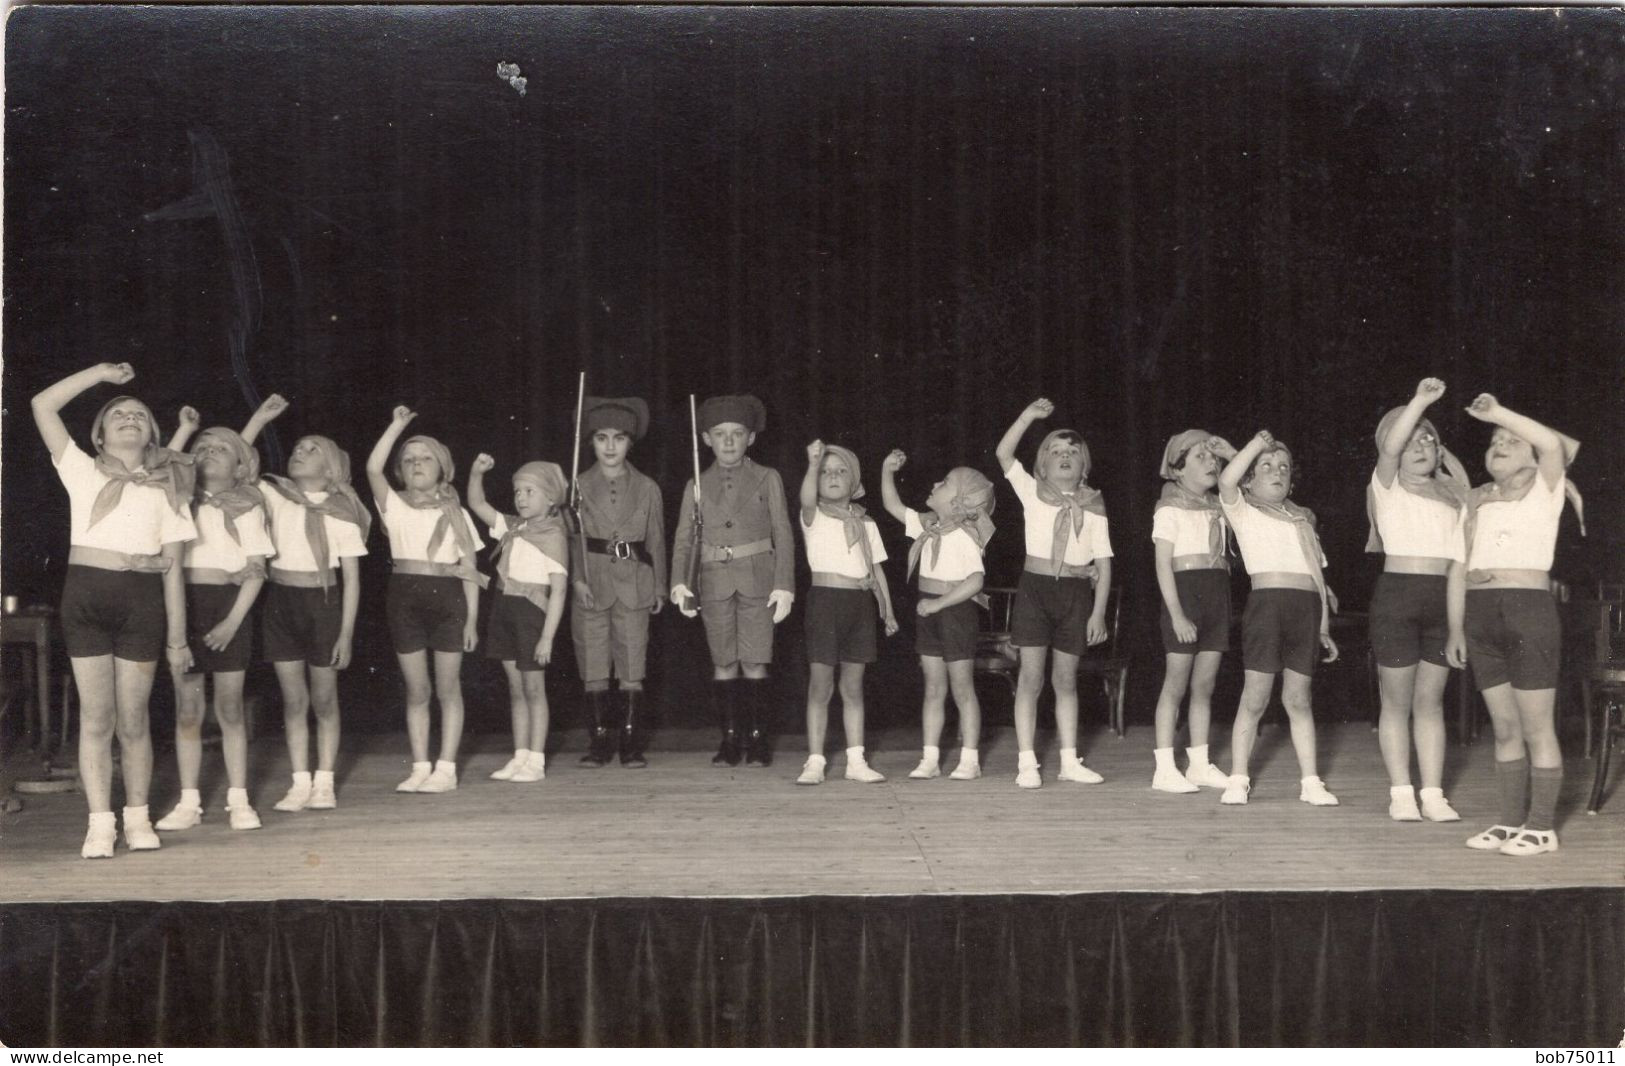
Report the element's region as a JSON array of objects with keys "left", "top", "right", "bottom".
[
  {"left": 995, "top": 398, "right": 1053, "bottom": 473},
  {"left": 878, "top": 450, "right": 910, "bottom": 524},
  {"left": 1376, "top": 378, "right": 1447, "bottom": 487},
  {"left": 799, "top": 440, "right": 823, "bottom": 524},
  {"left": 167, "top": 405, "right": 201, "bottom": 453},
  {"left": 240, "top": 393, "right": 288, "bottom": 446},
  {"left": 32, "top": 363, "right": 133, "bottom": 462},
  {"left": 365, "top": 405, "right": 416, "bottom": 507},
  {"left": 465, "top": 453, "right": 503, "bottom": 528},
  {"left": 1466, "top": 394, "right": 1571, "bottom": 487},
  {"left": 1218, "top": 430, "right": 1273, "bottom": 504}
]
